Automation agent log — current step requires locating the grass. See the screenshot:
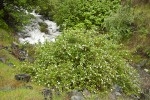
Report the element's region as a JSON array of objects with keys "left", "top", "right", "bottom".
[
  {"left": 0, "top": 58, "right": 44, "bottom": 100},
  {"left": 0, "top": 28, "right": 16, "bottom": 46},
  {"left": 0, "top": 88, "right": 43, "bottom": 100},
  {"left": 0, "top": 28, "right": 44, "bottom": 100}
]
